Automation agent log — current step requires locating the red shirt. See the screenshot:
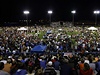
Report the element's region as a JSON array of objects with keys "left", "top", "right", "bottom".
[
  {"left": 79, "top": 63, "right": 84, "bottom": 70},
  {"left": 79, "top": 68, "right": 94, "bottom": 75}
]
